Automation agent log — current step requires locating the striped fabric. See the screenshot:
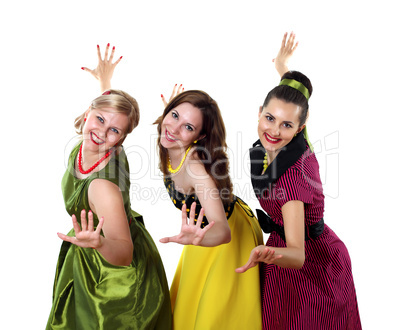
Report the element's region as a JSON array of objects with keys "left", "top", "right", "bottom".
[{"left": 258, "top": 149, "right": 361, "bottom": 329}]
